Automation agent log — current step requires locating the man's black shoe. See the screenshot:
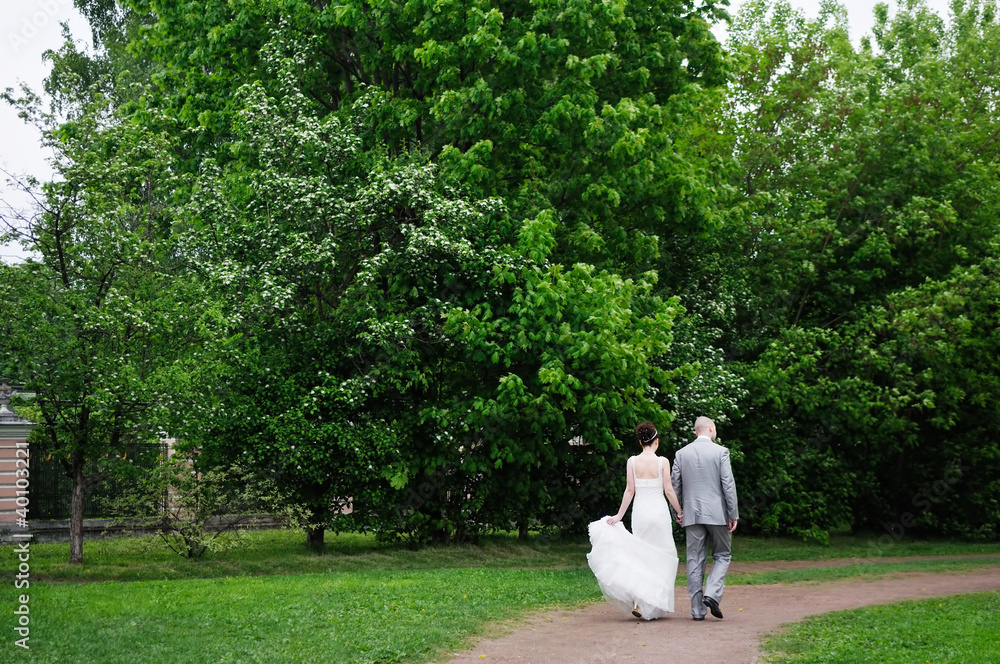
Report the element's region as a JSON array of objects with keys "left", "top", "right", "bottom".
[
  {"left": 692, "top": 616, "right": 705, "bottom": 621},
  {"left": 704, "top": 596, "right": 723, "bottom": 619}
]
